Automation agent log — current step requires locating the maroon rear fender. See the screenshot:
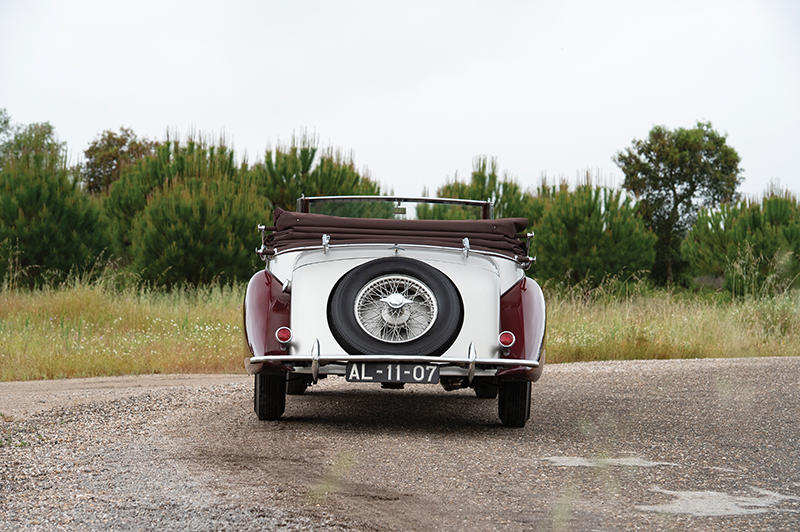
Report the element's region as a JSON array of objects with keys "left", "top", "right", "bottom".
[
  {"left": 243, "top": 270, "right": 290, "bottom": 374},
  {"left": 497, "top": 277, "right": 546, "bottom": 382}
]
